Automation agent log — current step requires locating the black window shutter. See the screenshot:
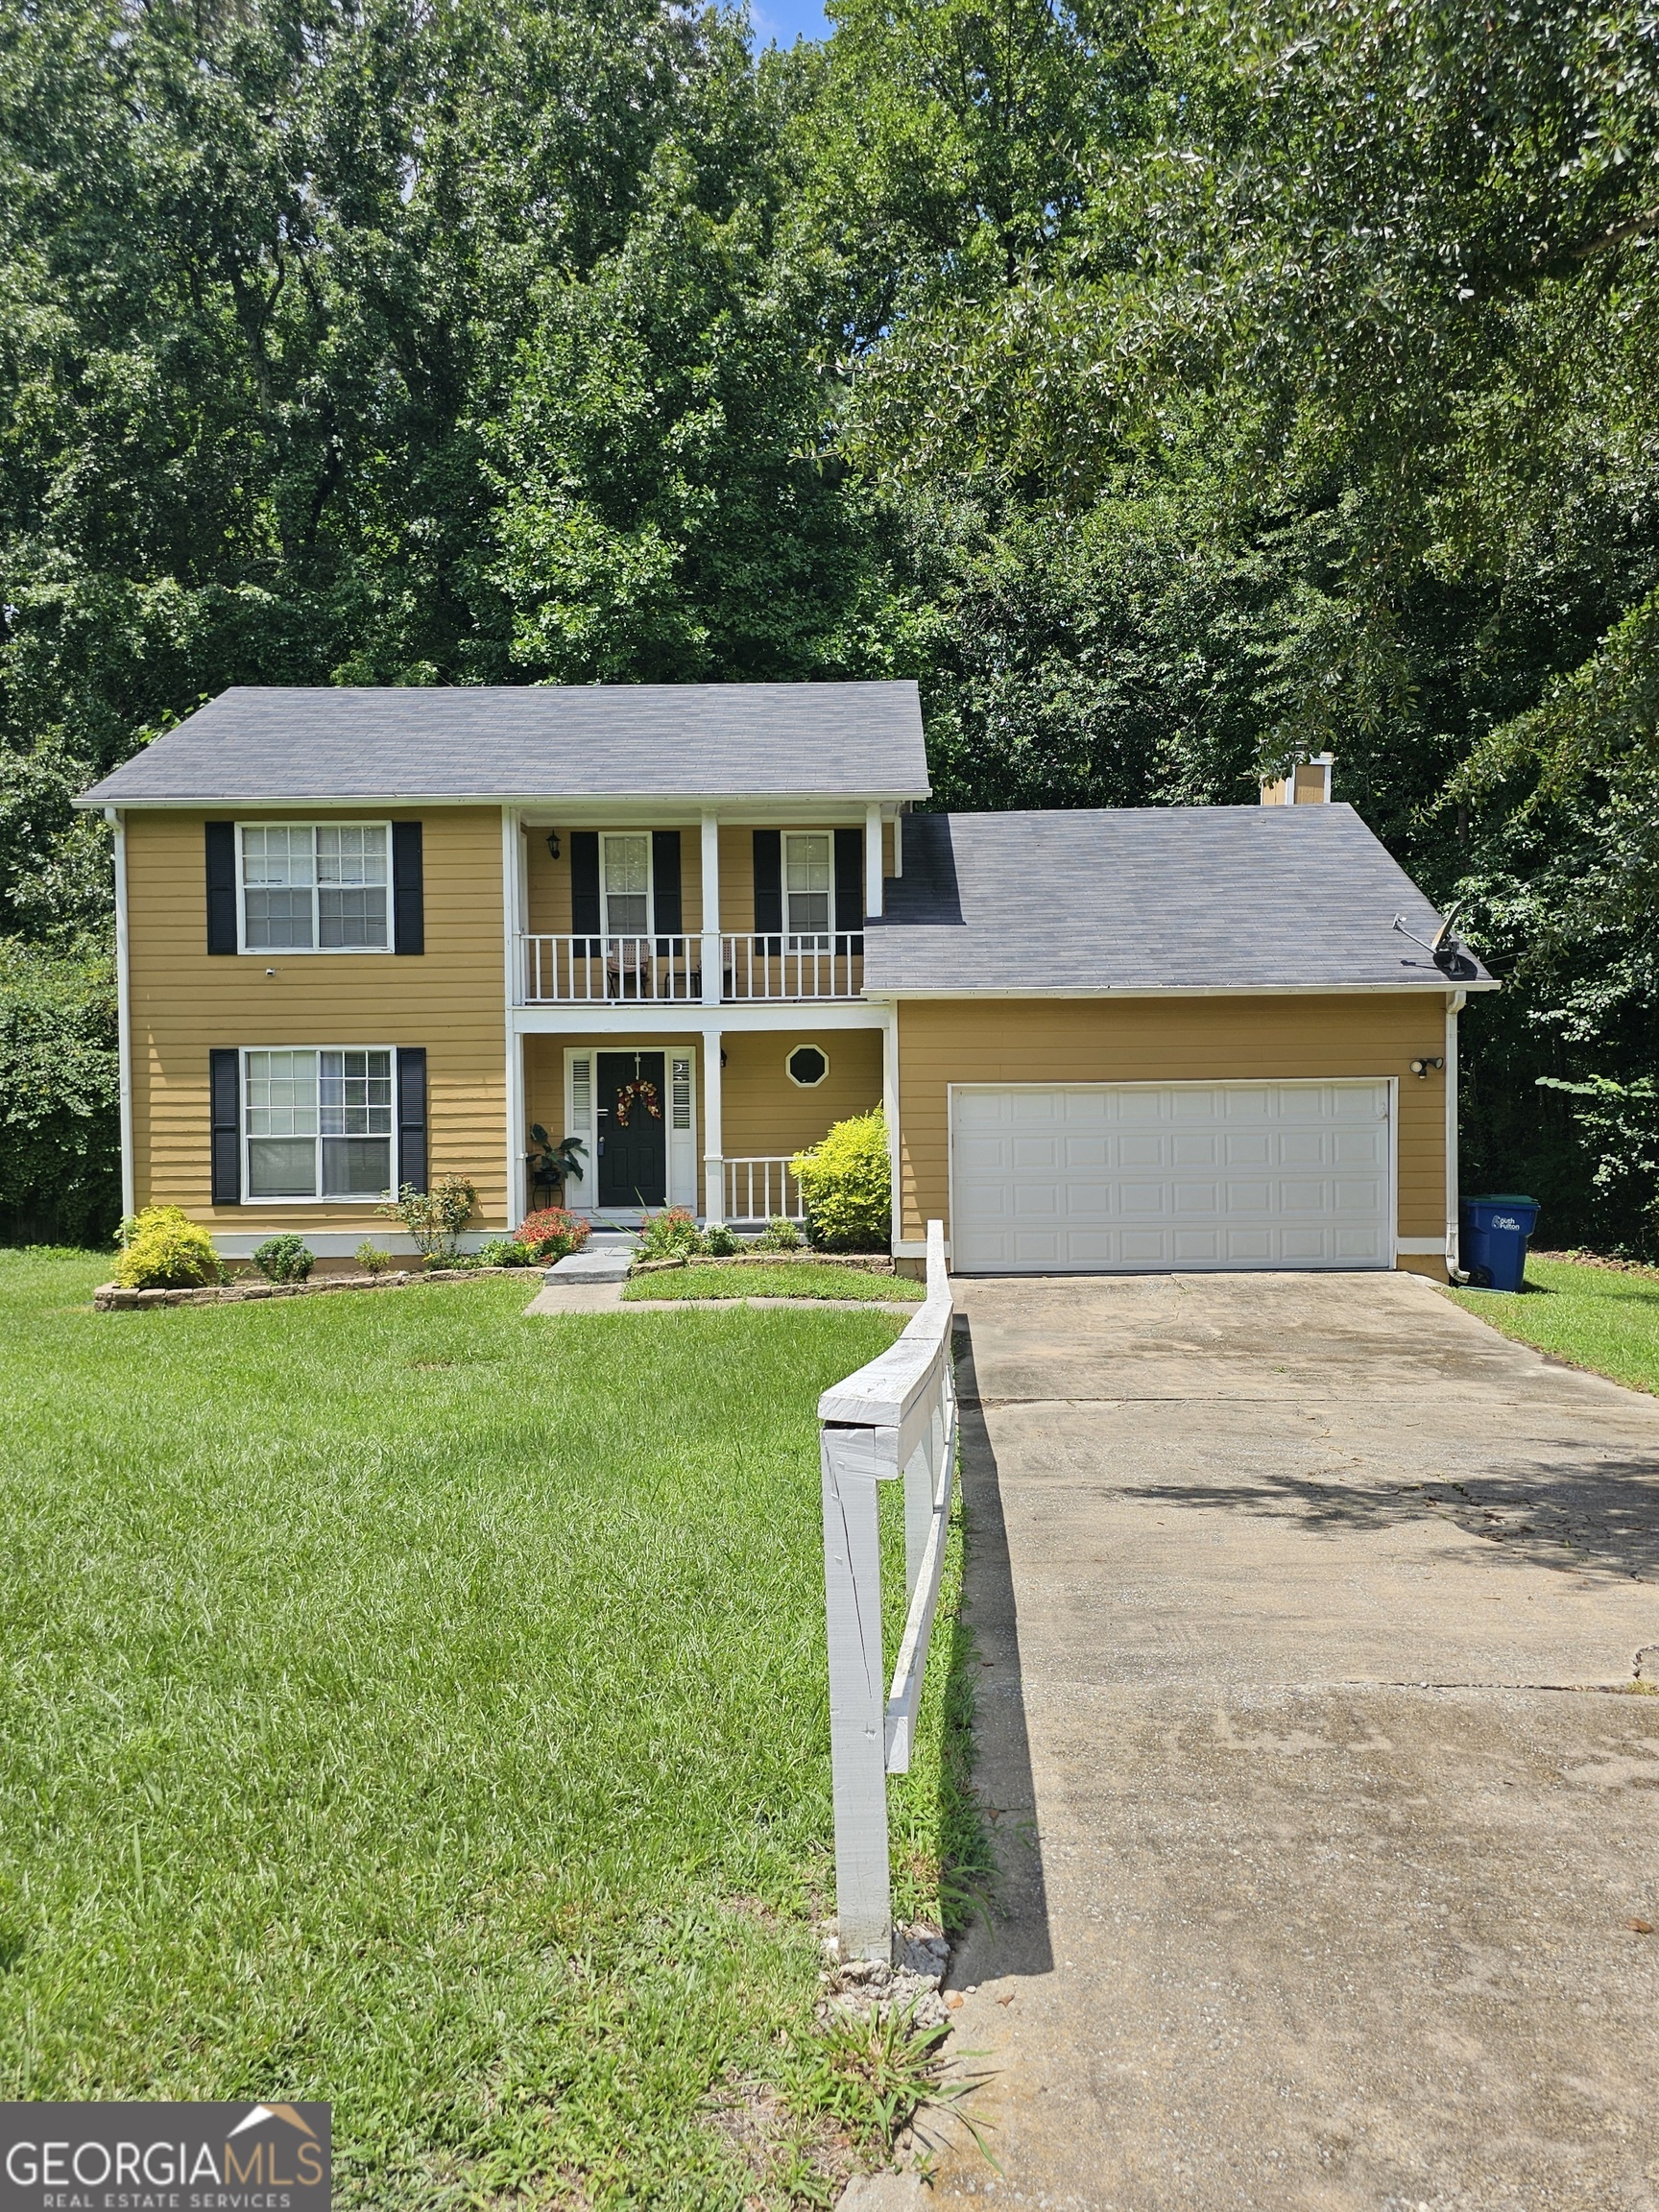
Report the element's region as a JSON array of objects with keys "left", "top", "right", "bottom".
[
  {"left": 392, "top": 822, "right": 424, "bottom": 953},
  {"left": 834, "top": 827, "right": 865, "bottom": 947},
  {"left": 754, "top": 829, "right": 782, "bottom": 946},
  {"left": 652, "top": 830, "right": 683, "bottom": 938},
  {"left": 397, "top": 1048, "right": 428, "bottom": 1195},
  {"left": 205, "top": 822, "right": 237, "bottom": 954},
  {"left": 209, "top": 1049, "right": 241, "bottom": 1204},
  {"left": 570, "top": 831, "right": 601, "bottom": 942}
]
